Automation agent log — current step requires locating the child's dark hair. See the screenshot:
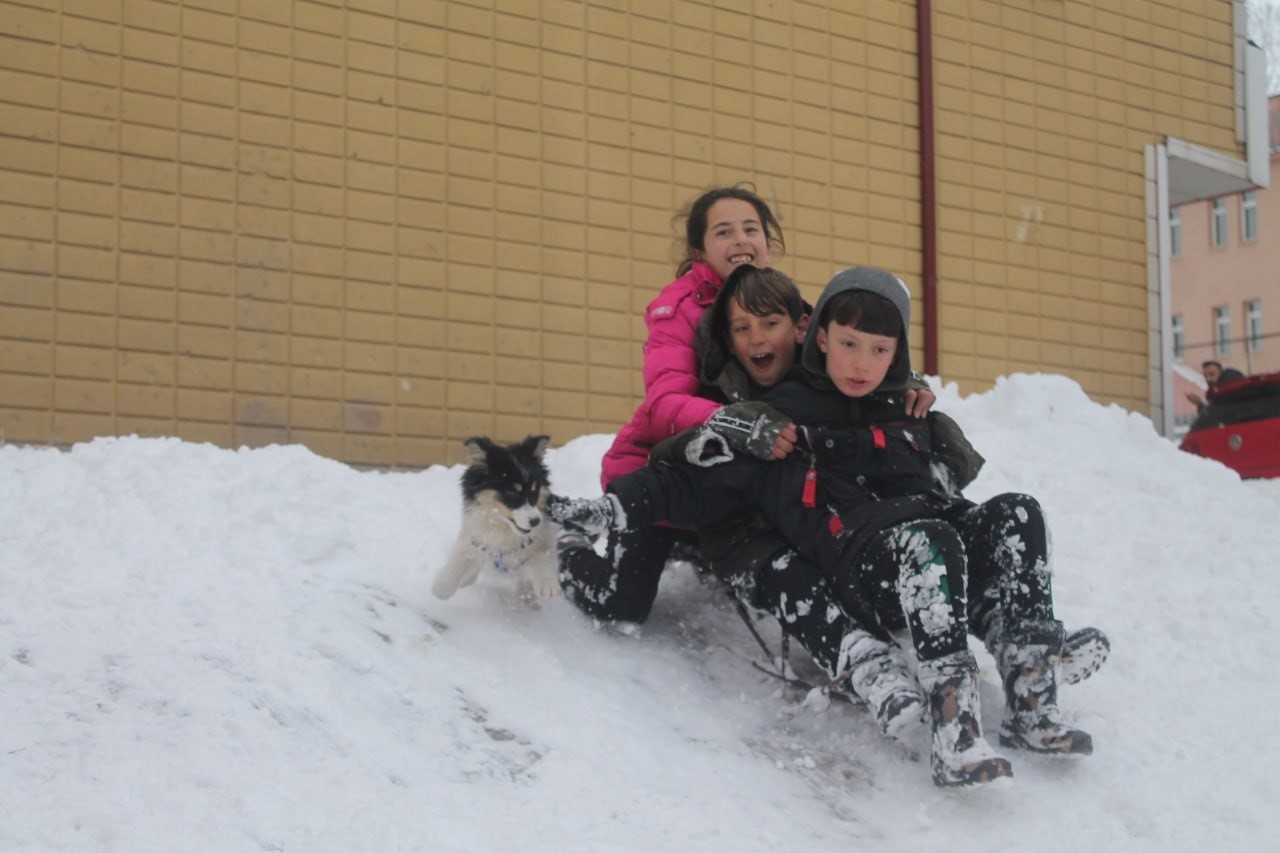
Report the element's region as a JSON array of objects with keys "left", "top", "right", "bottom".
[
  {"left": 675, "top": 183, "right": 785, "bottom": 276},
  {"left": 723, "top": 264, "right": 805, "bottom": 323},
  {"left": 819, "top": 290, "right": 902, "bottom": 339}
]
